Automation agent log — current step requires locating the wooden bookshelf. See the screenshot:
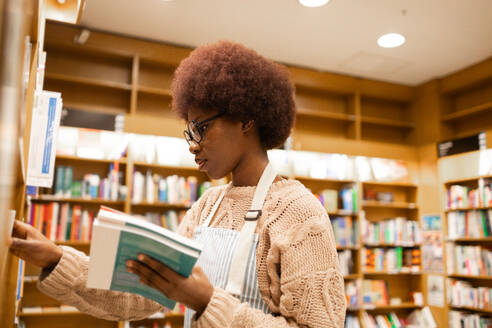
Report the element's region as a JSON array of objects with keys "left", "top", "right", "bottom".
[
  {"left": 441, "top": 101, "right": 492, "bottom": 122},
  {"left": 445, "top": 206, "right": 492, "bottom": 212},
  {"left": 449, "top": 306, "right": 492, "bottom": 315},
  {"left": 360, "top": 181, "right": 423, "bottom": 320},
  {"left": 363, "top": 303, "right": 422, "bottom": 311},
  {"left": 45, "top": 72, "right": 132, "bottom": 91},
  {"left": 361, "top": 200, "right": 418, "bottom": 209},
  {"left": 448, "top": 274, "right": 492, "bottom": 281},
  {"left": 443, "top": 172, "right": 492, "bottom": 323},
  {"left": 31, "top": 196, "right": 125, "bottom": 206}
]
